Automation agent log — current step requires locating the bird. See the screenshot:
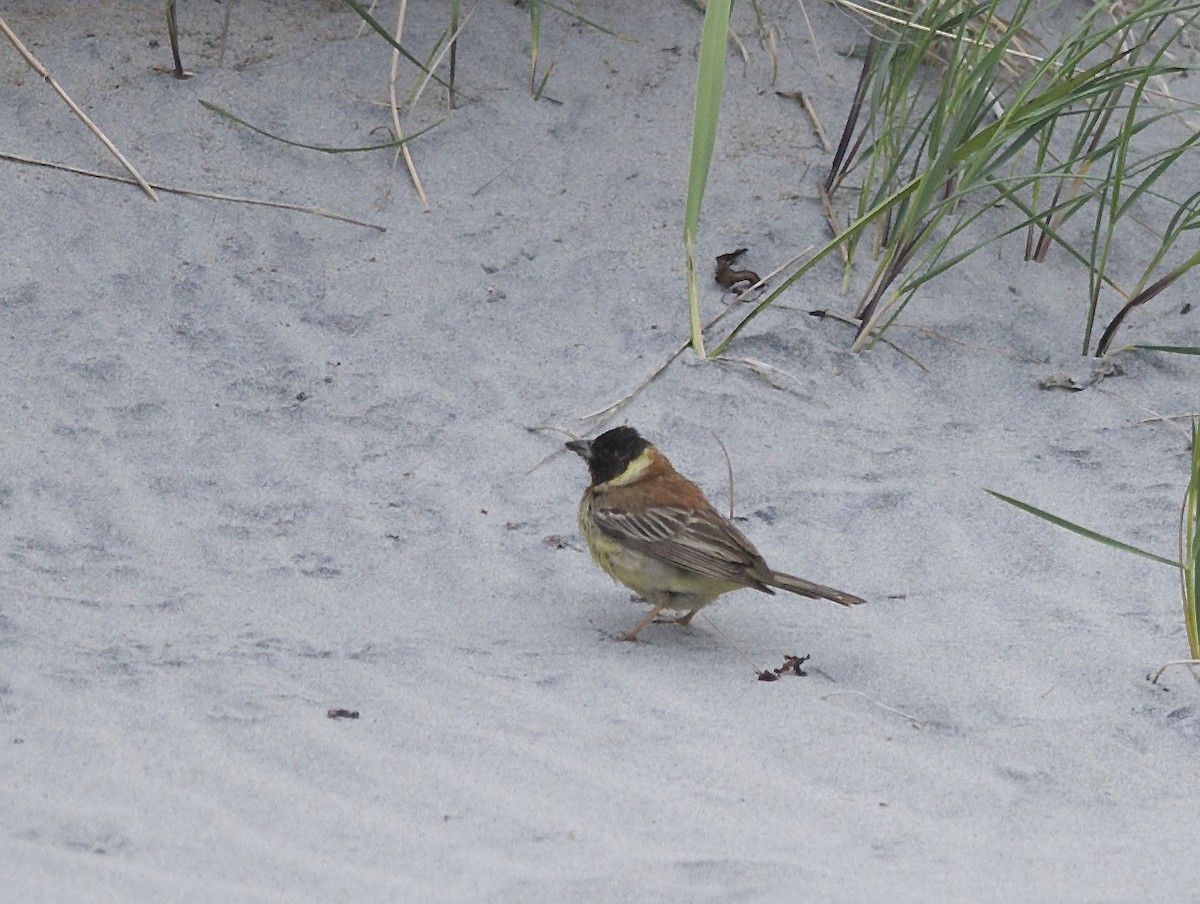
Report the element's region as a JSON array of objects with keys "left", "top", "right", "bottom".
[{"left": 566, "top": 426, "right": 866, "bottom": 641}]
